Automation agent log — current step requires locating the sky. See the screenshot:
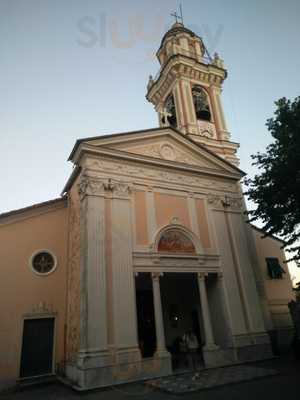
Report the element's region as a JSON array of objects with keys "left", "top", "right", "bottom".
[{"left": 1, "top": 0, "right": 300, "bottom": 282}]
